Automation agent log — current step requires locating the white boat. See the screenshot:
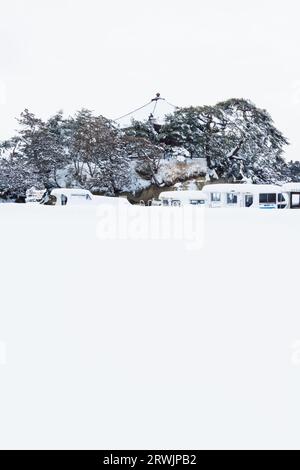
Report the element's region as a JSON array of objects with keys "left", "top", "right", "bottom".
[
  {"left": 48, "top": 188, "right": 130, "bottom": 206},
  {"left": 202, "top": 184, "right": 288, "bottom": 209},
  {"left": 158, "top": 190, "right": 208, "bottom": 207}
]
